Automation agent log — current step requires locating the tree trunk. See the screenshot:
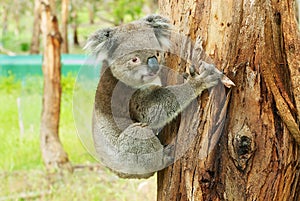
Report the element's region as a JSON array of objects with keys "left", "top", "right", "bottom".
[
  {"left": 13, "top": 0, "right": 20, "bottom": 37},
  {"left": 1, "top": 5, "right": 8, "bottom": 41},
  {"left": 61, "top": 0, "right": 69, "bottom": 53},
  {"left": 73, "top": 25, "right": 79, "bottom": 46},
  {"left": 71, "top": 10, "right": 79, "bottom": 46},
  {"left": 40, "top": 2, "right": 72, "bottom": 173},
  {"left": 87, "top": 2, "right": 95, "bottom": 24},
  {"left": 30, "top": 0, "right": 41, "bottom": 54},
  {"left": 157, "top": 0, "right": 300, "bottom": 200},
  {"left": 49, "top": 0, "right": 56, "bottom": 14}
]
